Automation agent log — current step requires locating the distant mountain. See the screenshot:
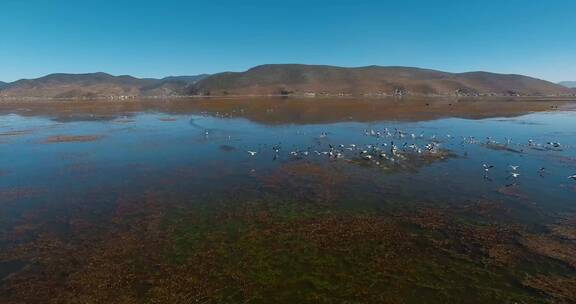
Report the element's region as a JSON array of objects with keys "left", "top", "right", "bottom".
[
  {"left": 0, "top": 73, "right": 208, "bottom": 98},
  {"left": 0, "top": 81, "right": 6, "bottom": 89},
  {"left": 161, "top": 75, "right": 209, "bottom": 84},
  {"left": 193, "top": 64, "right": 573, "bottom": 97},
  {"left": 558, "top": 81, "right": 576, "bottom": 88},
  {"left": 140, "top": 75, "right": 210, "bottom": 96},
  {"left": 0, "top": 66, "right": 572, "bottom": 98}
]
